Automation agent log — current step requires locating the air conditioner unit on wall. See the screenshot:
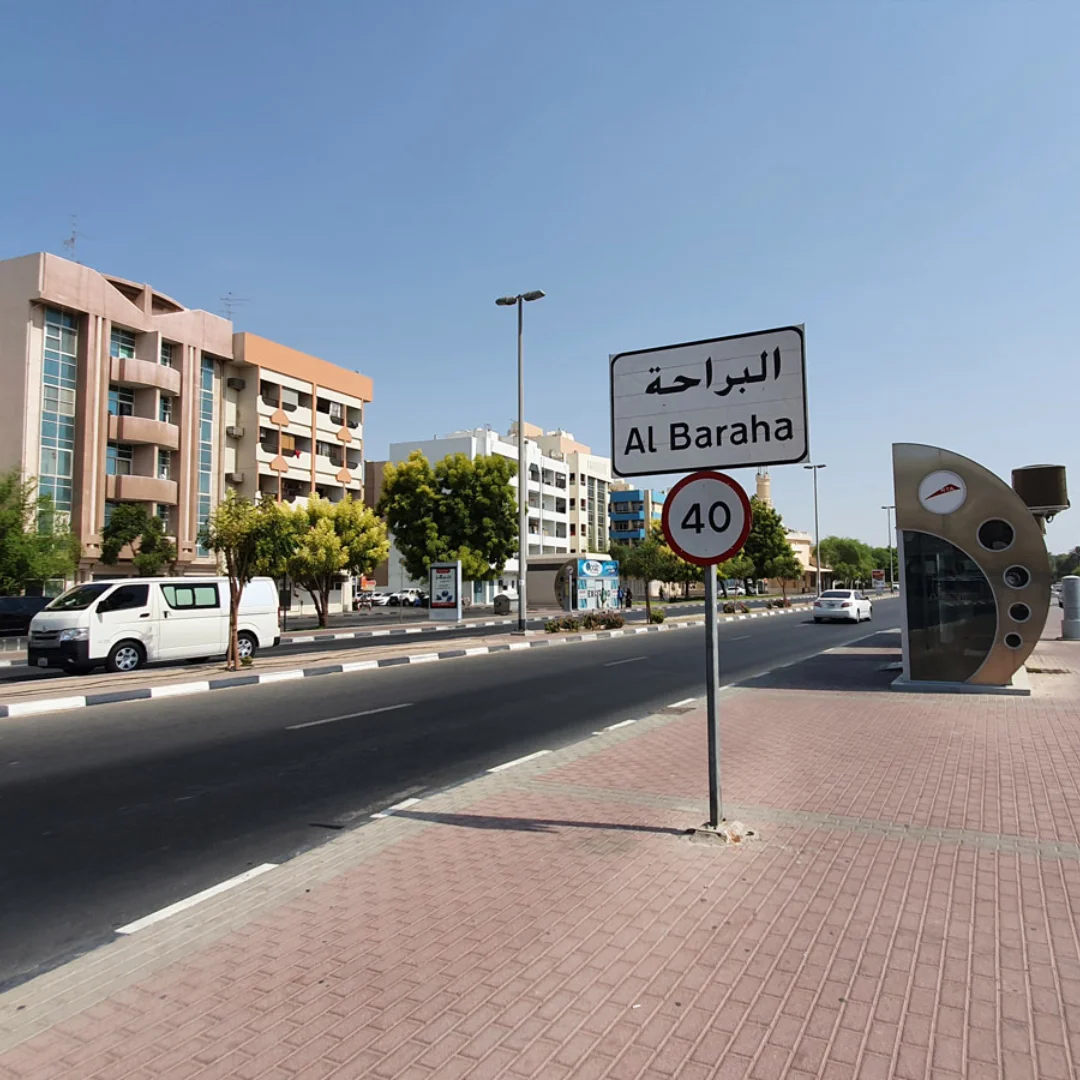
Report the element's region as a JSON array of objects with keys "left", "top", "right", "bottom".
[
  {"left": 226, "top": 377, "right": 246, "bottom": 391},
  {"left": 226, "top": 425, "right": 245, "bottom": 438},
  {"left": 226, "top": 472, "right": 245, "bottom": 484}
]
